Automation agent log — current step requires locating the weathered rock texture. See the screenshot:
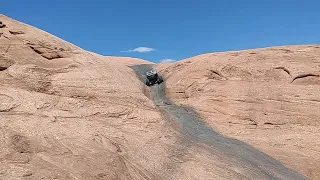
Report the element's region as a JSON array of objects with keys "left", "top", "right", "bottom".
[
  {"left": 157, "top": 45, "right": 320, "bottom": 179},
  {"left": 2, "top": 14, "right": 308, "bottom": 180},
  {"left": 0, "top": 14, "right": 173, "bottom": 180}
]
